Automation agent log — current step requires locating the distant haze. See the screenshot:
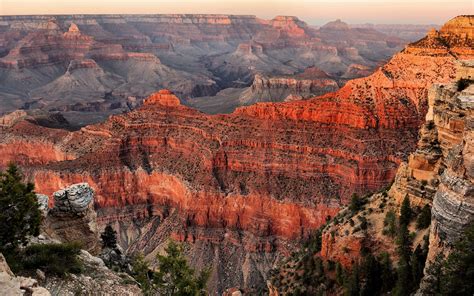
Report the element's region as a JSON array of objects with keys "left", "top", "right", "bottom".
[{"left": 0, "top": 0, "right": 471, "bottom": 24}]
